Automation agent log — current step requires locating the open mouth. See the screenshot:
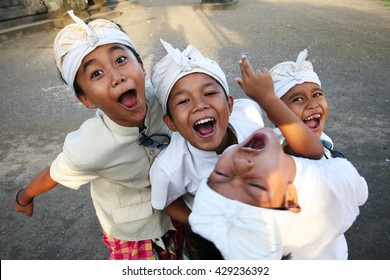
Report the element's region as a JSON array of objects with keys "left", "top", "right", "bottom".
[
  {"left": 118, "top": 90, "right": 137, "bottom": 110},
  {"left": 242, "top": 131, "right": 267, "bottom": 151},
  {"left": 303, "top": 113, "right": 321, "bottom": 130},
  {"left": 193, "top": 118, "right": 216, "bottom": 137}
]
